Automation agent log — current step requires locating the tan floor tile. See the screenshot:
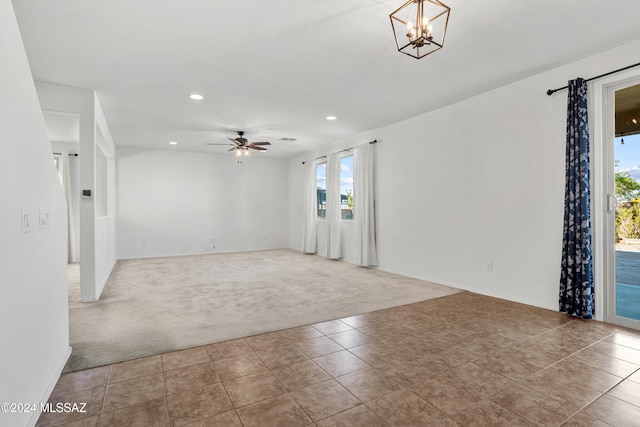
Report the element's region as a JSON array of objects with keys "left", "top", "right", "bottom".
[
  {"left": 161, "top": 347, "right": 210, "bottom": 371},
  {"left": 509, "top": 345, "right": 567, "bottom": 369},
  {"left": 223, "top": 370, "right": 287, "bottom": 408},
  {"left": 316, "top": 404, "right": 388, "bottom": 427},
  {"left": 348, "top": 342, "right": 405, "bottom": 366},
  {"left": 452, "top": 399, "right": 536, "bottom": 426},
  {"left": 51, "top": 366, "right": 111, "bottom": 398},
  {"left": 366, "top": 389, "right": 448, "bottom": 426},
  {"left": 255, "top": 343, "right": 308, "bottom": 369},
  {"left": 409, "top": 373, "right": 484, "bottom": 416},
  {"left": 295, "top": 336, "right": 344, "bottom": 358},
  {"left": 37, "top": 386, "right": 105, "bottom": 427},
  {"left": 339, "top": 314, "right": 377, "bottom": 329},
  {"left": 178, "top": 410, "right": 242, "bottom": 427},
  {"left": 313, "top": 350, "right": 369, "bottom": 377},
  {"left": 271, "top": 359, "right": 331, "bottom": 391},
  {"left": 629, "top": 369, "right": 640, "bottom": 383},
  {"left": 582, "top": 395, "right": 640, "bottom": 425},
  {"left": 98, "top": 397, "right": 169, "bottom": 427},
  {"left": 559, "top": 412, "right": 612, "bottom": 426},
  {"left": 415, "top": 345, "right": 476, "bottom": 370},
  {"left": 49, "top": 415, "right": 101, "bottom": 427},
  {"left": 565, "top": 349, "right": 640, "bottom": 378},
  {"left": 336, "top": 368, "right": 402, "bottom": 402},
  {"left": 490, "top": 382, "right": 576, "bottom": 427},
  {"left": 236, "top": 394, "right": 311, "bottom": 427},
  {"left": 245, "top": 331, "right": 290, "bottom": 350},
  {"left": 166, "top": 383, "right": 233, "bottom": 426},
  {"left": 607, "top": 379, "right": 640, "bottom": 407},
  {"left": 163, "top": 362, "right": 220, "bottom": 395},
  {"left": 590, "top": 341, "right": 640, "bottom": 365},
  {"left": 205, "top": 339, "right": 252, "bottom": 361},
  {"left": 327, "top": 330, "right": 375, "bottom": 348},
  {"left": 550, "top": 359, "right": 623, "bottom": 392},
  {"left": 104, "top": 372, "right": 165, "bottom": 411},
  {"left": 604, "top": 331, "right": 640, "bottom": 351},
  {"left": 449, "top": 362, "right": 514, "bottom": 397},
  {"left": 110, "top": 355, "right": 162, "bottom": 384},
  {"left": 520, "top": 370, "right": 601, "bottom": 411},
  {"left": 212, "top": 352, "right": 267, "bottom": 380},
  {"left": 290, "top": 379, "right": 360, "bottom": 422},
  {"left": 472, "top": 351, "right": 541, "bottom": 381},
  {"left": 373, "top": 359, "right": 435, "bottom": 389},
  {"left": 281, "top": 325, "right": 324, "bottom": 341},
  {"left": 312, "top": 319, "right": 353, "bottom": 335}
]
